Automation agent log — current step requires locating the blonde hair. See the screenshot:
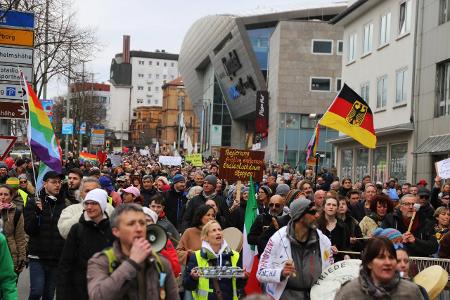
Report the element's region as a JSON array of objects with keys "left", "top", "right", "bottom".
[{"left": 201, "top": 220, "right": 221, "bottom": 241}]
